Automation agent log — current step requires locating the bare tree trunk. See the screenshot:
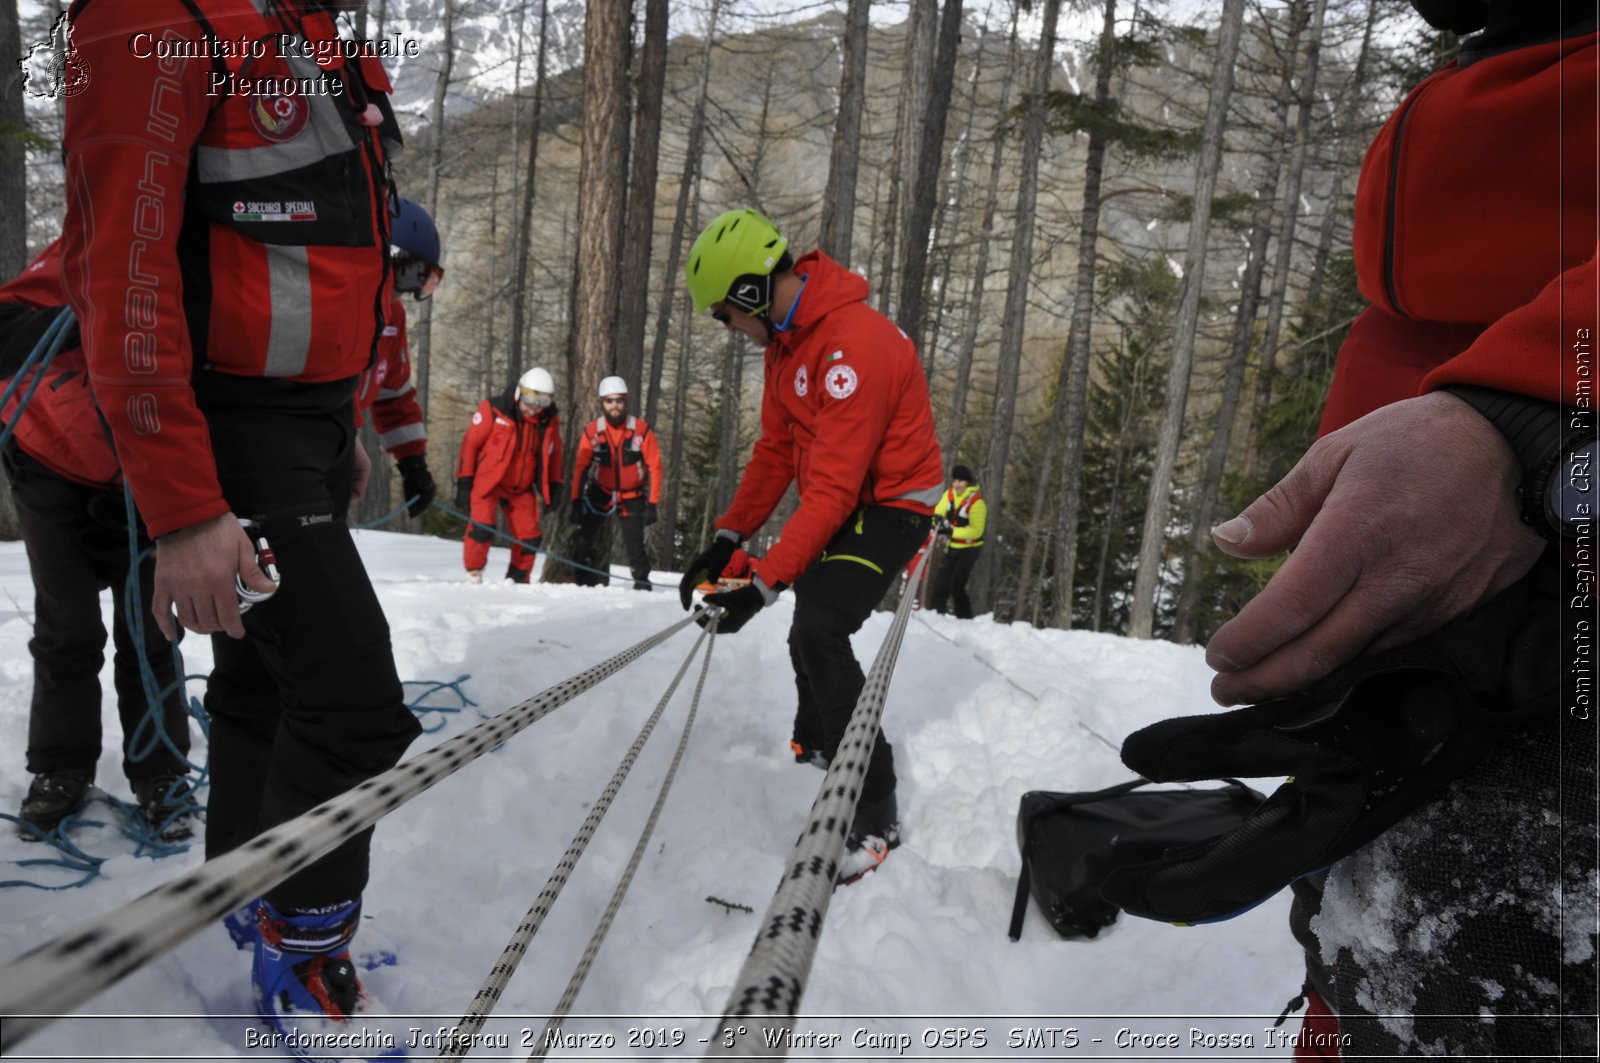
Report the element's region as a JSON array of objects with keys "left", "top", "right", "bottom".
[
  {"left": 982, "top": 0, "right": 1062, "bottom": 600},
  {"left": 663, "top": 188, "right": 704, "bottom": 562},
  {"left": 940, "top": 6, "right": 1020, "bottom": 464},
  {"left": 0, "top": 0, "right": 25, "bottom": 539},
  {"left": 819, "top": 0, "right": 872, "bottom": 265},
  {"left": 1169, "top": 3, "right": 1307, "bottom": 643},
  {"left": 615, "top": 0, "right": 668, "bottom": 390},
  {"left": 1245, "top": 0, "right": 1328, "bottom": 474},
  {"left": 1127, "top": 0, "right": 1247, "bottom": 639},
  {"left": 1019, "top": 0, "right": 1116, "bottom": 625},
  {"left": 509, "top": 0, "right": 551, "bottom": 384},
  {"left": 571, "top": 0, "right": 631, "bottom": 413},
  {"left": 414, "top": 0, "right": 456, "bottom": 416},
  {"left": 645, "top": 0, "right": 723, "bottom": 427},
  {"left": 898, "top": 0, "right": 964, "bottom": 349}
]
